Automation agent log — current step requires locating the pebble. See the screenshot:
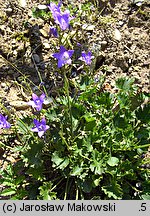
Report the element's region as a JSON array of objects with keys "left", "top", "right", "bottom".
[
  {"left": 118, "top": 21, "right": 124, "bottom": 26},
  {"left": 43, "top": 42, "right": 50, "bottom": 50},
  {"left": 37, "top": 5, "right": 47, "bottom": 10},
  {"left": 19, "top": 0, "right": 26, "bottom": 8},
  {"left": 100, "top": 41, "right": 107, "bottom": 50},
  {"left": 13, "top": 50, "right": 18, "bottom": 56},
  {"left": 106, "top": 67, "right": 113, "bottom": 74},
  {"left": 43, "top": 97, "right": 53, "bottom": 108},
  {"left": 1, "top": 83, "right": 7, "bottom": 88},
  {"left": 9, "top": 101, "right": 30, "bottom": 110},
  {"left": 132, "top": 0, "right": 144, "bottom": 6},
  {"left": 128, "top": 67, "right": 133, "bottom": 73},
  {"left": 114, "top": 29, "right": 122, "bottom": 41},
  {"left": 86, "top": 25, "right": 95, "bottom": 31},
  {"left": 40, "top": 29, "right": 49, "bottom": 38},
  {"left": 32, "top": 54, "right": 40, "bottom": 63},
  {"left": 5, "top": 8, "right": 13, "bottom": 14},
  {"left": 82, "top": 24, "right": 95, "bottom": 31},
  {"left": 0, "top": 25, "right": 5, "bottom": 33},
  {"left": 11, "top": 39, "right": 16, "bottom": 45}
]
